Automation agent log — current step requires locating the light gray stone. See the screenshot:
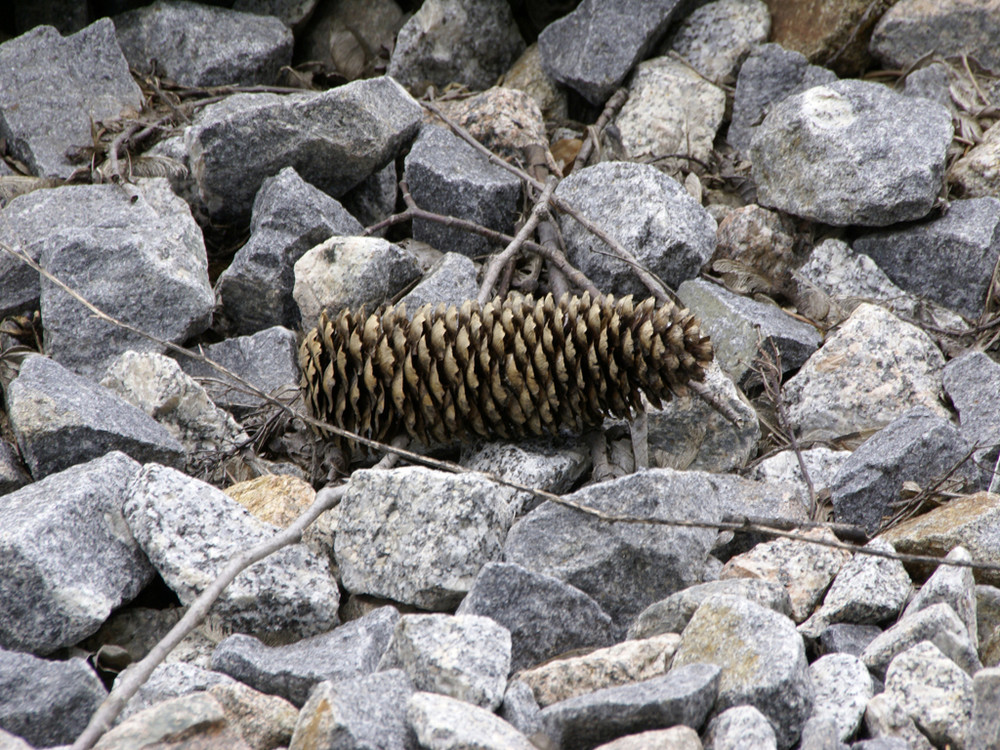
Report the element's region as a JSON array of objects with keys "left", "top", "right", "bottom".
[
  {"left": 750, "top": 79, "right": 953, "bottom": 226},
  {"left": 89, "top": 692, "right": 241, "bottom": 750},
  {"left": 399, "top": 252, "right": 480, "bottom": 314},
  {"left": 553, "top": 162, "right": 716, "bottom": 298},
  {"left": 809, "top": 653, "right": 873, "bottom": 742},
  {"left": 6, "top": 355, "right": 184, "bottom": 479},
  {"left": 407, "top": 691, "right": 536, "bottom": 750},
  {"left": 903, "top": 62, "right": 953, "bottom": 109},
  {"left": 951, "top": 120, "right": 1000, "bottom": 200},
  {"left": 863, "top": 692, "right": 935, "bottom": 750},
  {"left": 971, "top": 666, "right": 1000, "bottom": 750},
  {"left": 117, "top": 662, "right": 239, "bottom": 722},
  {"left": 749, "top": 447, "right": 851, "bottom": 497},
  {"left": 500, "top": 681, "right": 544, "bottom": 740},
  {"left": 335, "top": 467, "right": 515, "bottom": 610},
  {"left": 125, "top": 464, "right": 340, "bottom": 643},
  {"left": 703, "top": 705, "right": 778, "bottom": 750},
  {"left": 0, "top": 19, "right": 143, "bottom": 178},
  {"left": 902, "top": 546, "right": 978, "bottom": 648}
]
